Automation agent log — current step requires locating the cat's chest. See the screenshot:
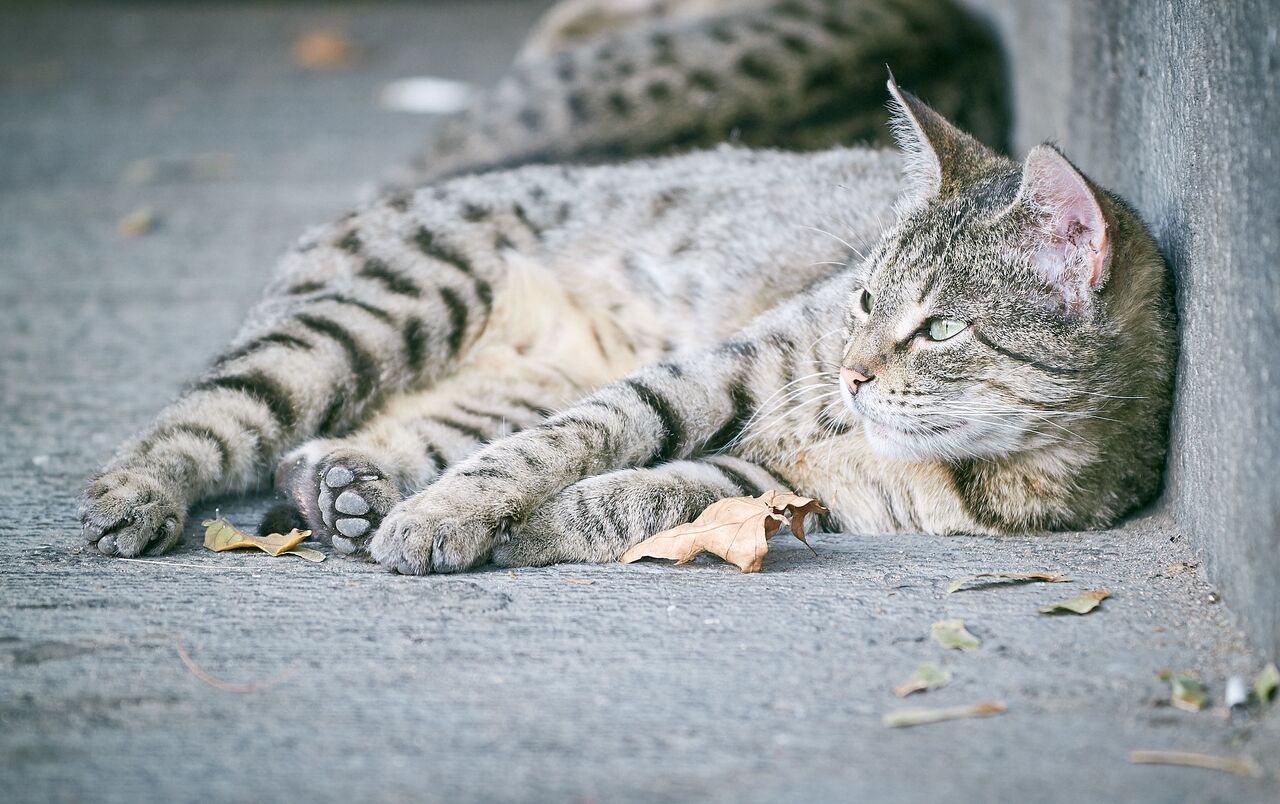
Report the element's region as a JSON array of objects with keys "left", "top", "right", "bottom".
[{"left": 776, "top": 433, "right": 974, "bottom": 536}]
